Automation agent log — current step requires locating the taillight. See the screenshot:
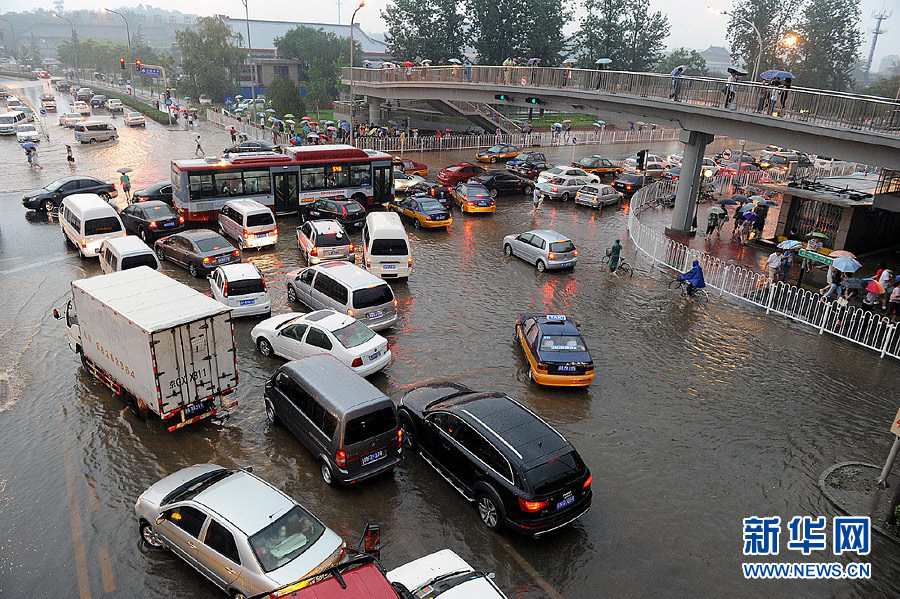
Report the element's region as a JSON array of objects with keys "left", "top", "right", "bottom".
[
  {"left": 573, "top": 250, "right": 578, "bottom": 256},
  {"left": 407, "top": 256, "right": 412, "bottom": 266},
  {"left": 149, "top": 221, "right": 157, "bottom": 229},
  {"left": 518, "top": 497, "right": 548, "bottom": 512},
  {"left": 232, "top": 250, "right": 240, "bottom": 257},
  {"left": 393, "top": 299, "right": 398, "bottom": 307},
  {"left": 467, "top": 201, "right": 475, "bottom": 206},
  {"left": 351, "top": 357, "right": 363, "bottom": 367},
  {"left": 548, "top": 252, "right": 555, "bottom": 260},
  {"left": 80, "top": 238, "right": 86, "bottom": 248},
  {"left": 397, "top": 428, "right": 403, "bottom": 446},
  {"left": 243, "top": 229, "right": 249, "bottom": 239},
  {"left": 179, "top": 216, "right": 184, "bottom": 224},
  {"left": 349, "top": 243, "right": 354, "bottom": 252},
  {"left": 551, "top": 186, "right": 558, "bottom": 193},
  {"left": 584, "top": 474, "right": 592, "bottom": 488},
  {"left": 273, "top": 226, "right": 278, "bottom": 235},
  {"left": 223, "top": 280, "right": 229, "bottom": 297},
  {"left": 202, "top": 257, "right": 211, "bottom": 264},
  {"left": 366, "top": 257, "right": 371, "bottom": 267},
  {"left": 347, "top": 308, "right": 354, "bottom": 317},
  {"left": 626, "top": 185, "right": 632, "bottom": 190},
  {"left": 335, "top": 450, "right": 346, "bottom": 468},
  {"left": 310, "top": 246, "right": 318, "bottom": 256}
]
